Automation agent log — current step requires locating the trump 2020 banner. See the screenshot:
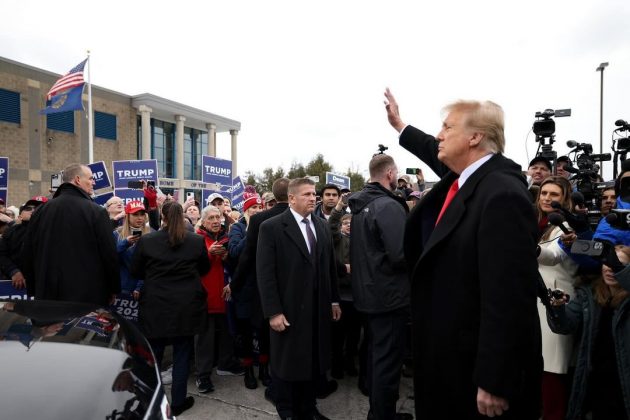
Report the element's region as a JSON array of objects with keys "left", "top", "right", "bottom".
[
  {"left": 202, "top": 156, "right": 232, "bottom": 186},
  {"left": 112, "top": 159, "right": 159, "bottom": 189},
  {"left": 0, "top": 157, "right": 8, "bottom": 189},
  {"left": 88, "top": 161, "right": 111, "bottom": 191},
  {"left": 0, "top": 280, "right": 29, "bottom": 300},
  {"left": 113, "top": 188, "right": 144, "bottom": 205},
  {"left": 230, "top": 177, "right": 245, "bottom": 210}
]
